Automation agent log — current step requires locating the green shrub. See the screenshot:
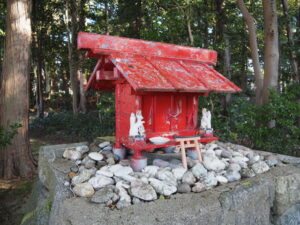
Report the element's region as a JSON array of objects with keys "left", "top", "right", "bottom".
[
  {"left": 203, "top": 84, "right": 300, "bottom": 155},
  {"left": 30, "top": 110, "right": 115, "bottom": 142},
  {"left": 0, "top": 123, "right": 22, "bottom": 149}
]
